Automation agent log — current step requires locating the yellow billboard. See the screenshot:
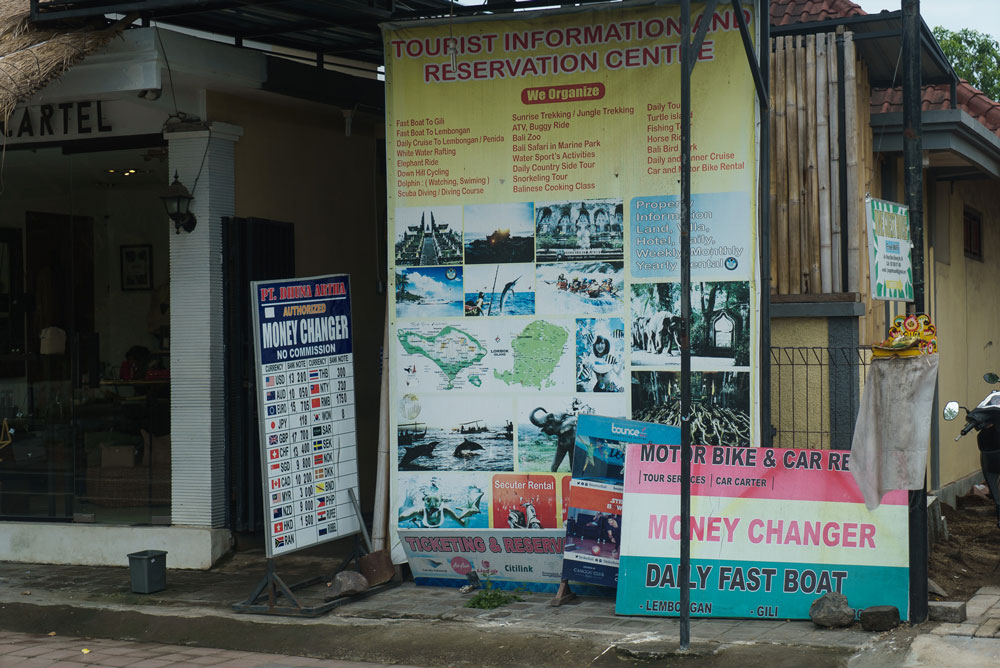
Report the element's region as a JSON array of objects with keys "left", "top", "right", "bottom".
[{"left": 384, "top": 2, "right": 759, "bottom": 588}]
